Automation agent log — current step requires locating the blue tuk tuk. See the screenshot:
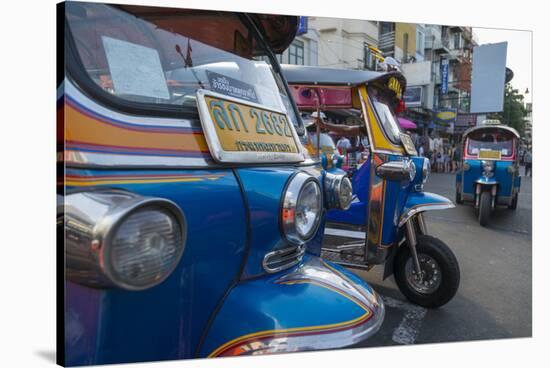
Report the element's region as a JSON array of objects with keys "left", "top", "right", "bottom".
[
  {"left": 284, "top": 65, "right": 460, "bottom": 308},
  {"left": 59, "top": 2, "right": 384, "bottom": 365},
  {"left": 455, "top": 120, "right": 521, "bottom": 226}
]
